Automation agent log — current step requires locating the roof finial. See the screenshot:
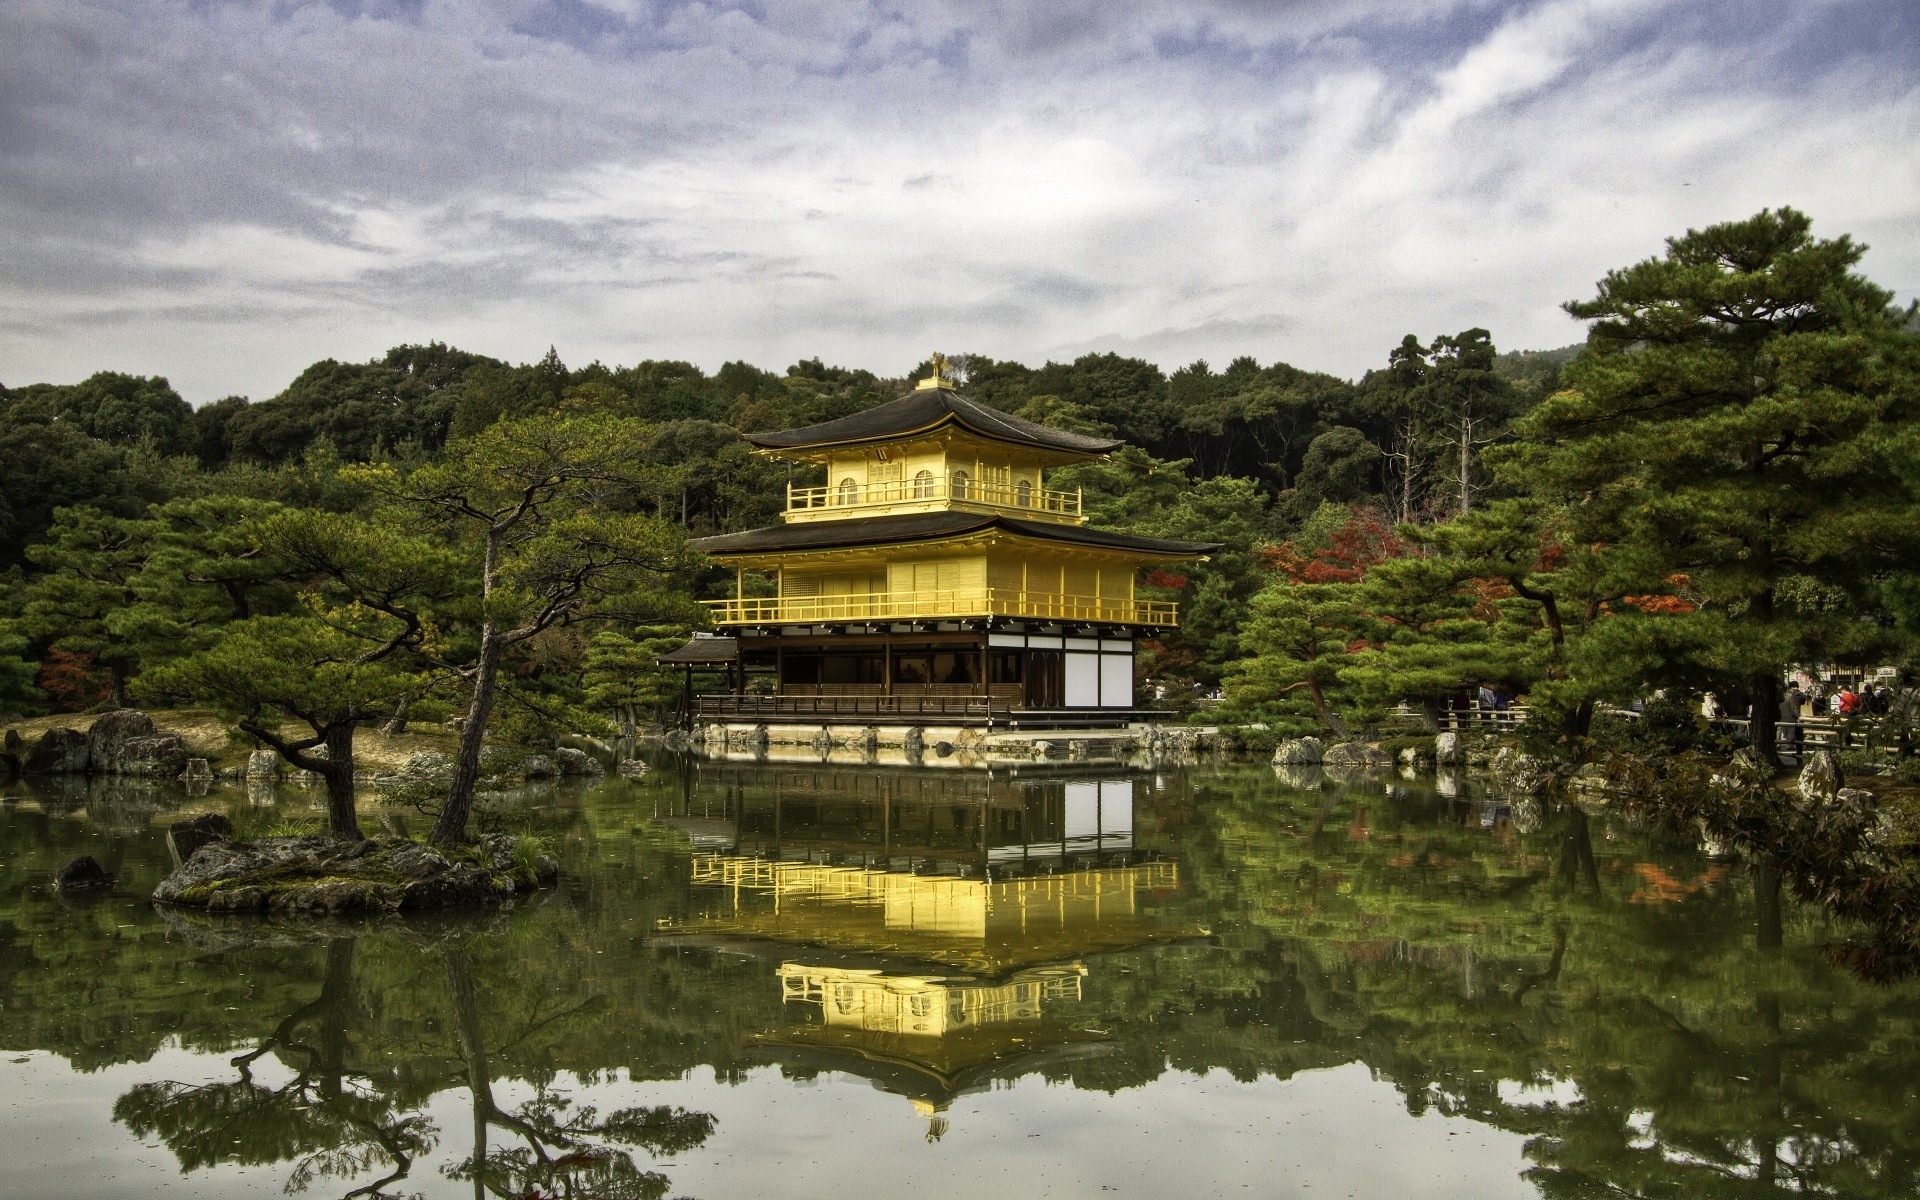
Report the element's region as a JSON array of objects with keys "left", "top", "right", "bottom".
[{"left": 915, "top": 351, "right": 956, "bottom": 391}]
